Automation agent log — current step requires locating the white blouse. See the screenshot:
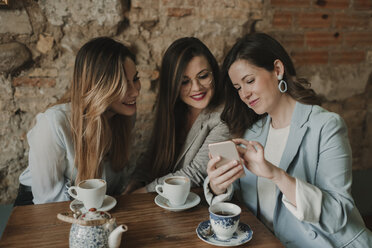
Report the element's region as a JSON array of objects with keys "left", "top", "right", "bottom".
[{"left": 19, "top": 104, "right": 129, "bottom": 204}]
